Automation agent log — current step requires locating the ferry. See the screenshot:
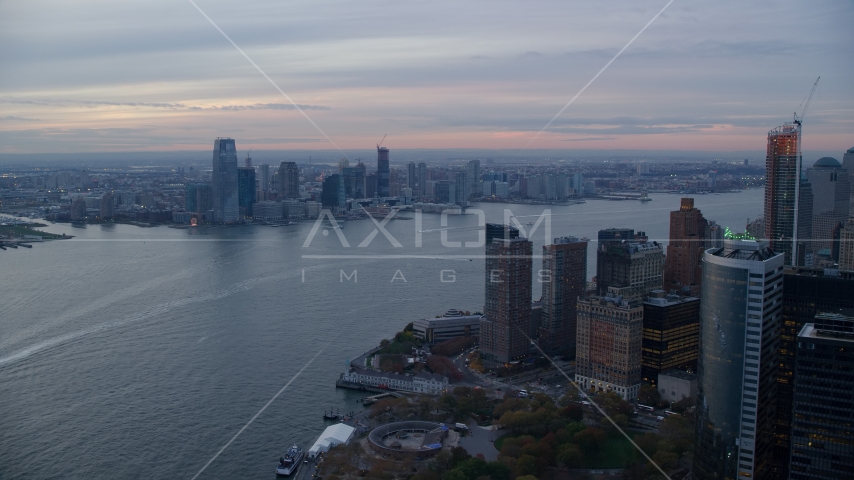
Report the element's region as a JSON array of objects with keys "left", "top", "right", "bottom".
[{"left": 276, "top": 445, "right": 304, "bottom": 476}]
